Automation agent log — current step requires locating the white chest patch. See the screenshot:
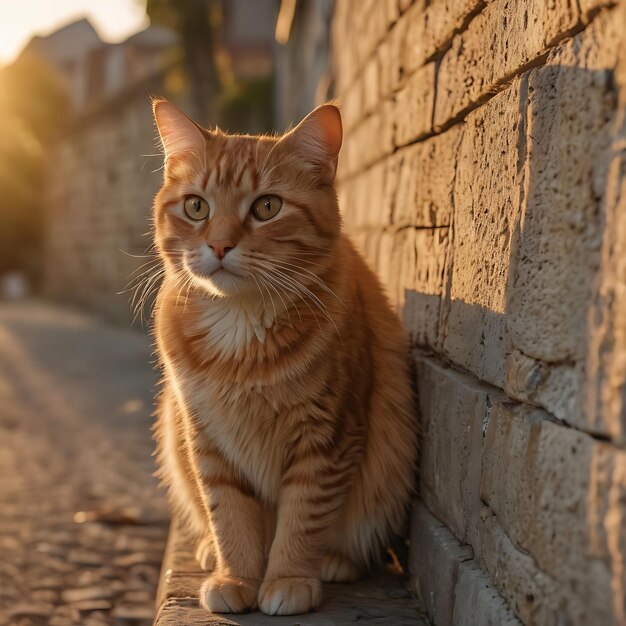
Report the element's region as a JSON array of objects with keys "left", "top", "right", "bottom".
[{"left": 195, "top": 295, "right": 275, "bottom": 357}]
